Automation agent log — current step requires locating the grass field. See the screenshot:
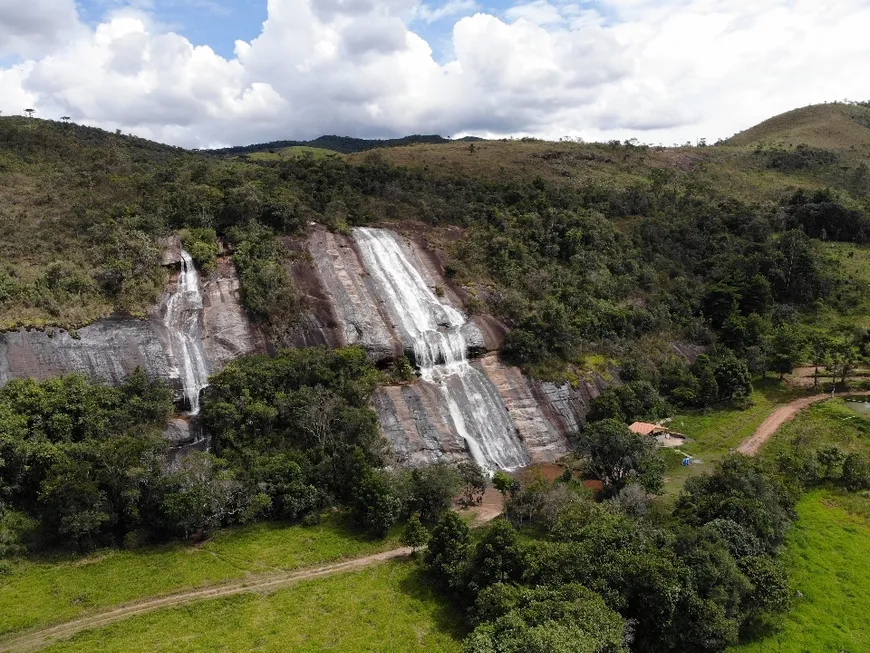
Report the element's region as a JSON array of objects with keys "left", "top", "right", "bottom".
[
  {"left": 758, "top": 398, "right": 870, "bottom": 462},
  {"left": 731, "top": 490, "right": 870, "bottom": 653},
  {"left": 41, "top": 560, "right": 463, "bottom": 653},
  {"left": 662, "top": 379, "right": 807, "bottom": 494},
  {"left": 247, "top": 146, "right": 341, "bottom": 161},
  {"left": 0, "top": 515, "right": 399, "bottom": 636}
]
